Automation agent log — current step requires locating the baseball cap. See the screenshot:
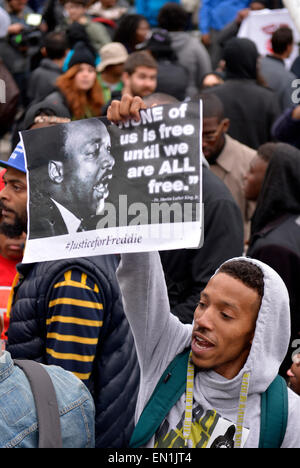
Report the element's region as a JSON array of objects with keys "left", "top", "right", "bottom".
[
  {"left": 0, "top": 142, "right": 26, "bottom": 173},
  {"left": 97, "top": 42, "right": 128, "bottom": 72}
]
